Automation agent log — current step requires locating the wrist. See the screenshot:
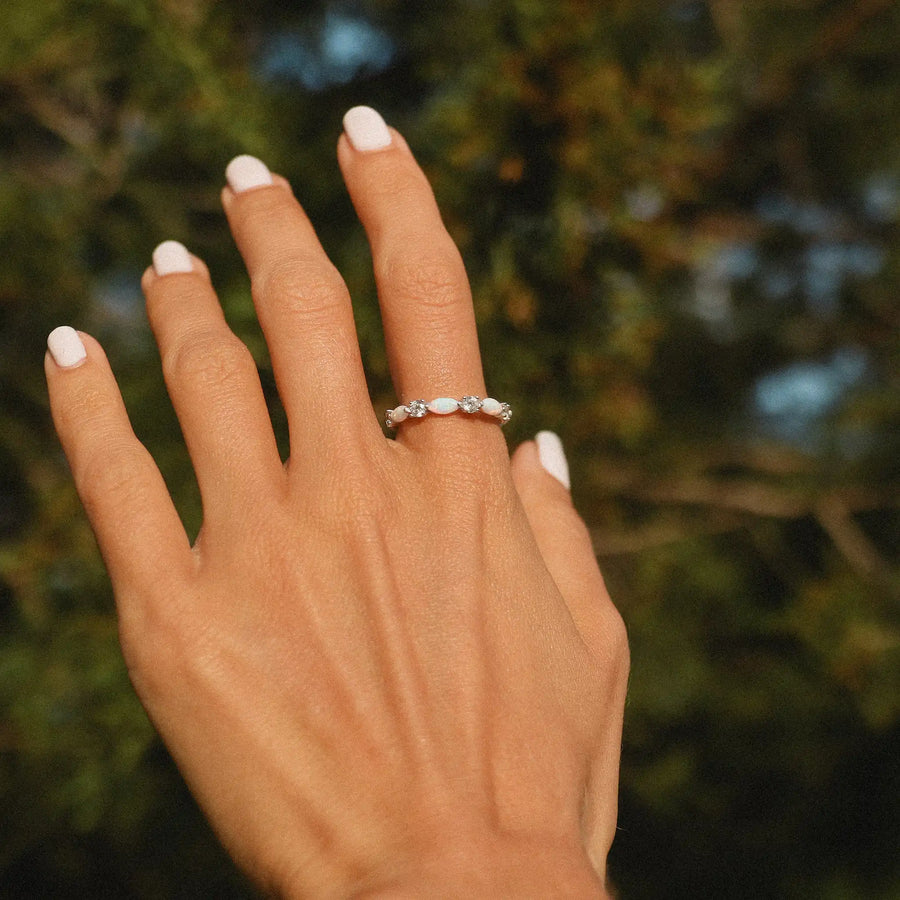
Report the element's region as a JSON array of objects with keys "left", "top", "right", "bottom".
[{"left": 353, "top": 831, "right": 608, "bottom": 900}]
